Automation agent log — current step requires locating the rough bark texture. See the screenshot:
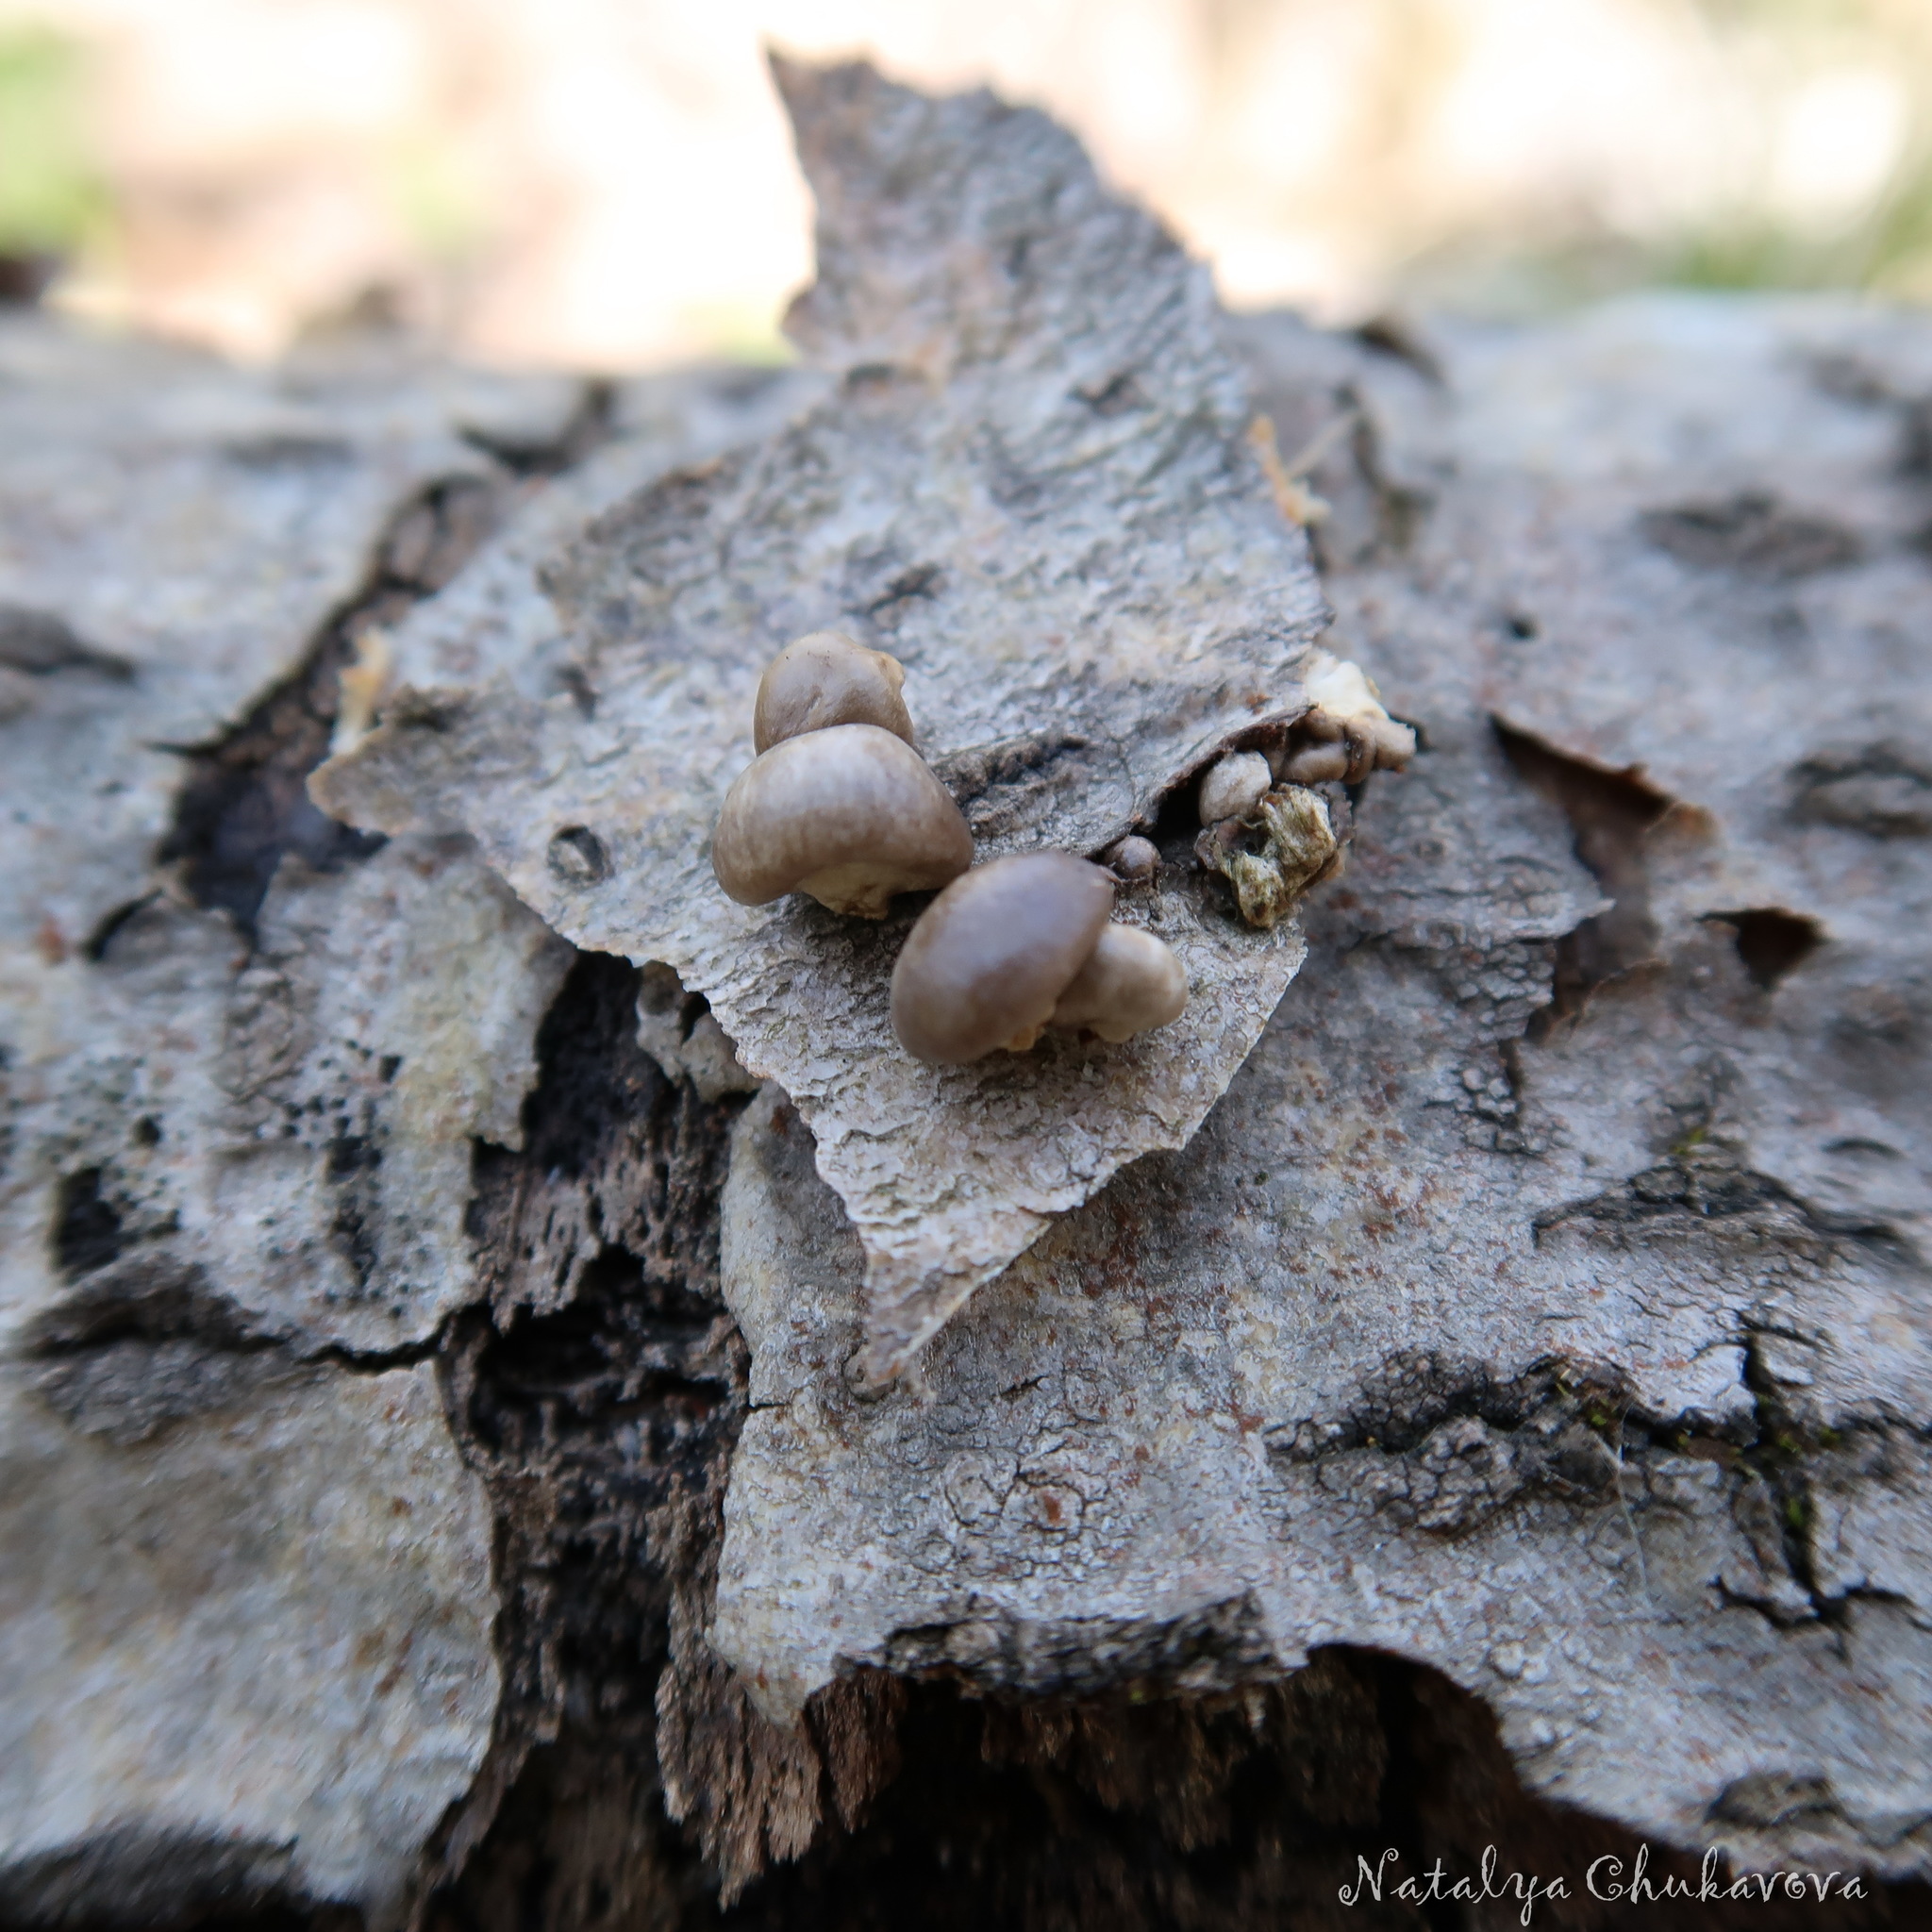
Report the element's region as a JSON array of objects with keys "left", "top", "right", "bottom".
[
  {"left": 3, "top": 56, "right": 1931, "bottom": 1932},
  {"left": 709, "top": 291, "right": 1932, "bottom": 1890},
  {"left": 309, "top": 58, "right": 1351, "bottom": 1382}
]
